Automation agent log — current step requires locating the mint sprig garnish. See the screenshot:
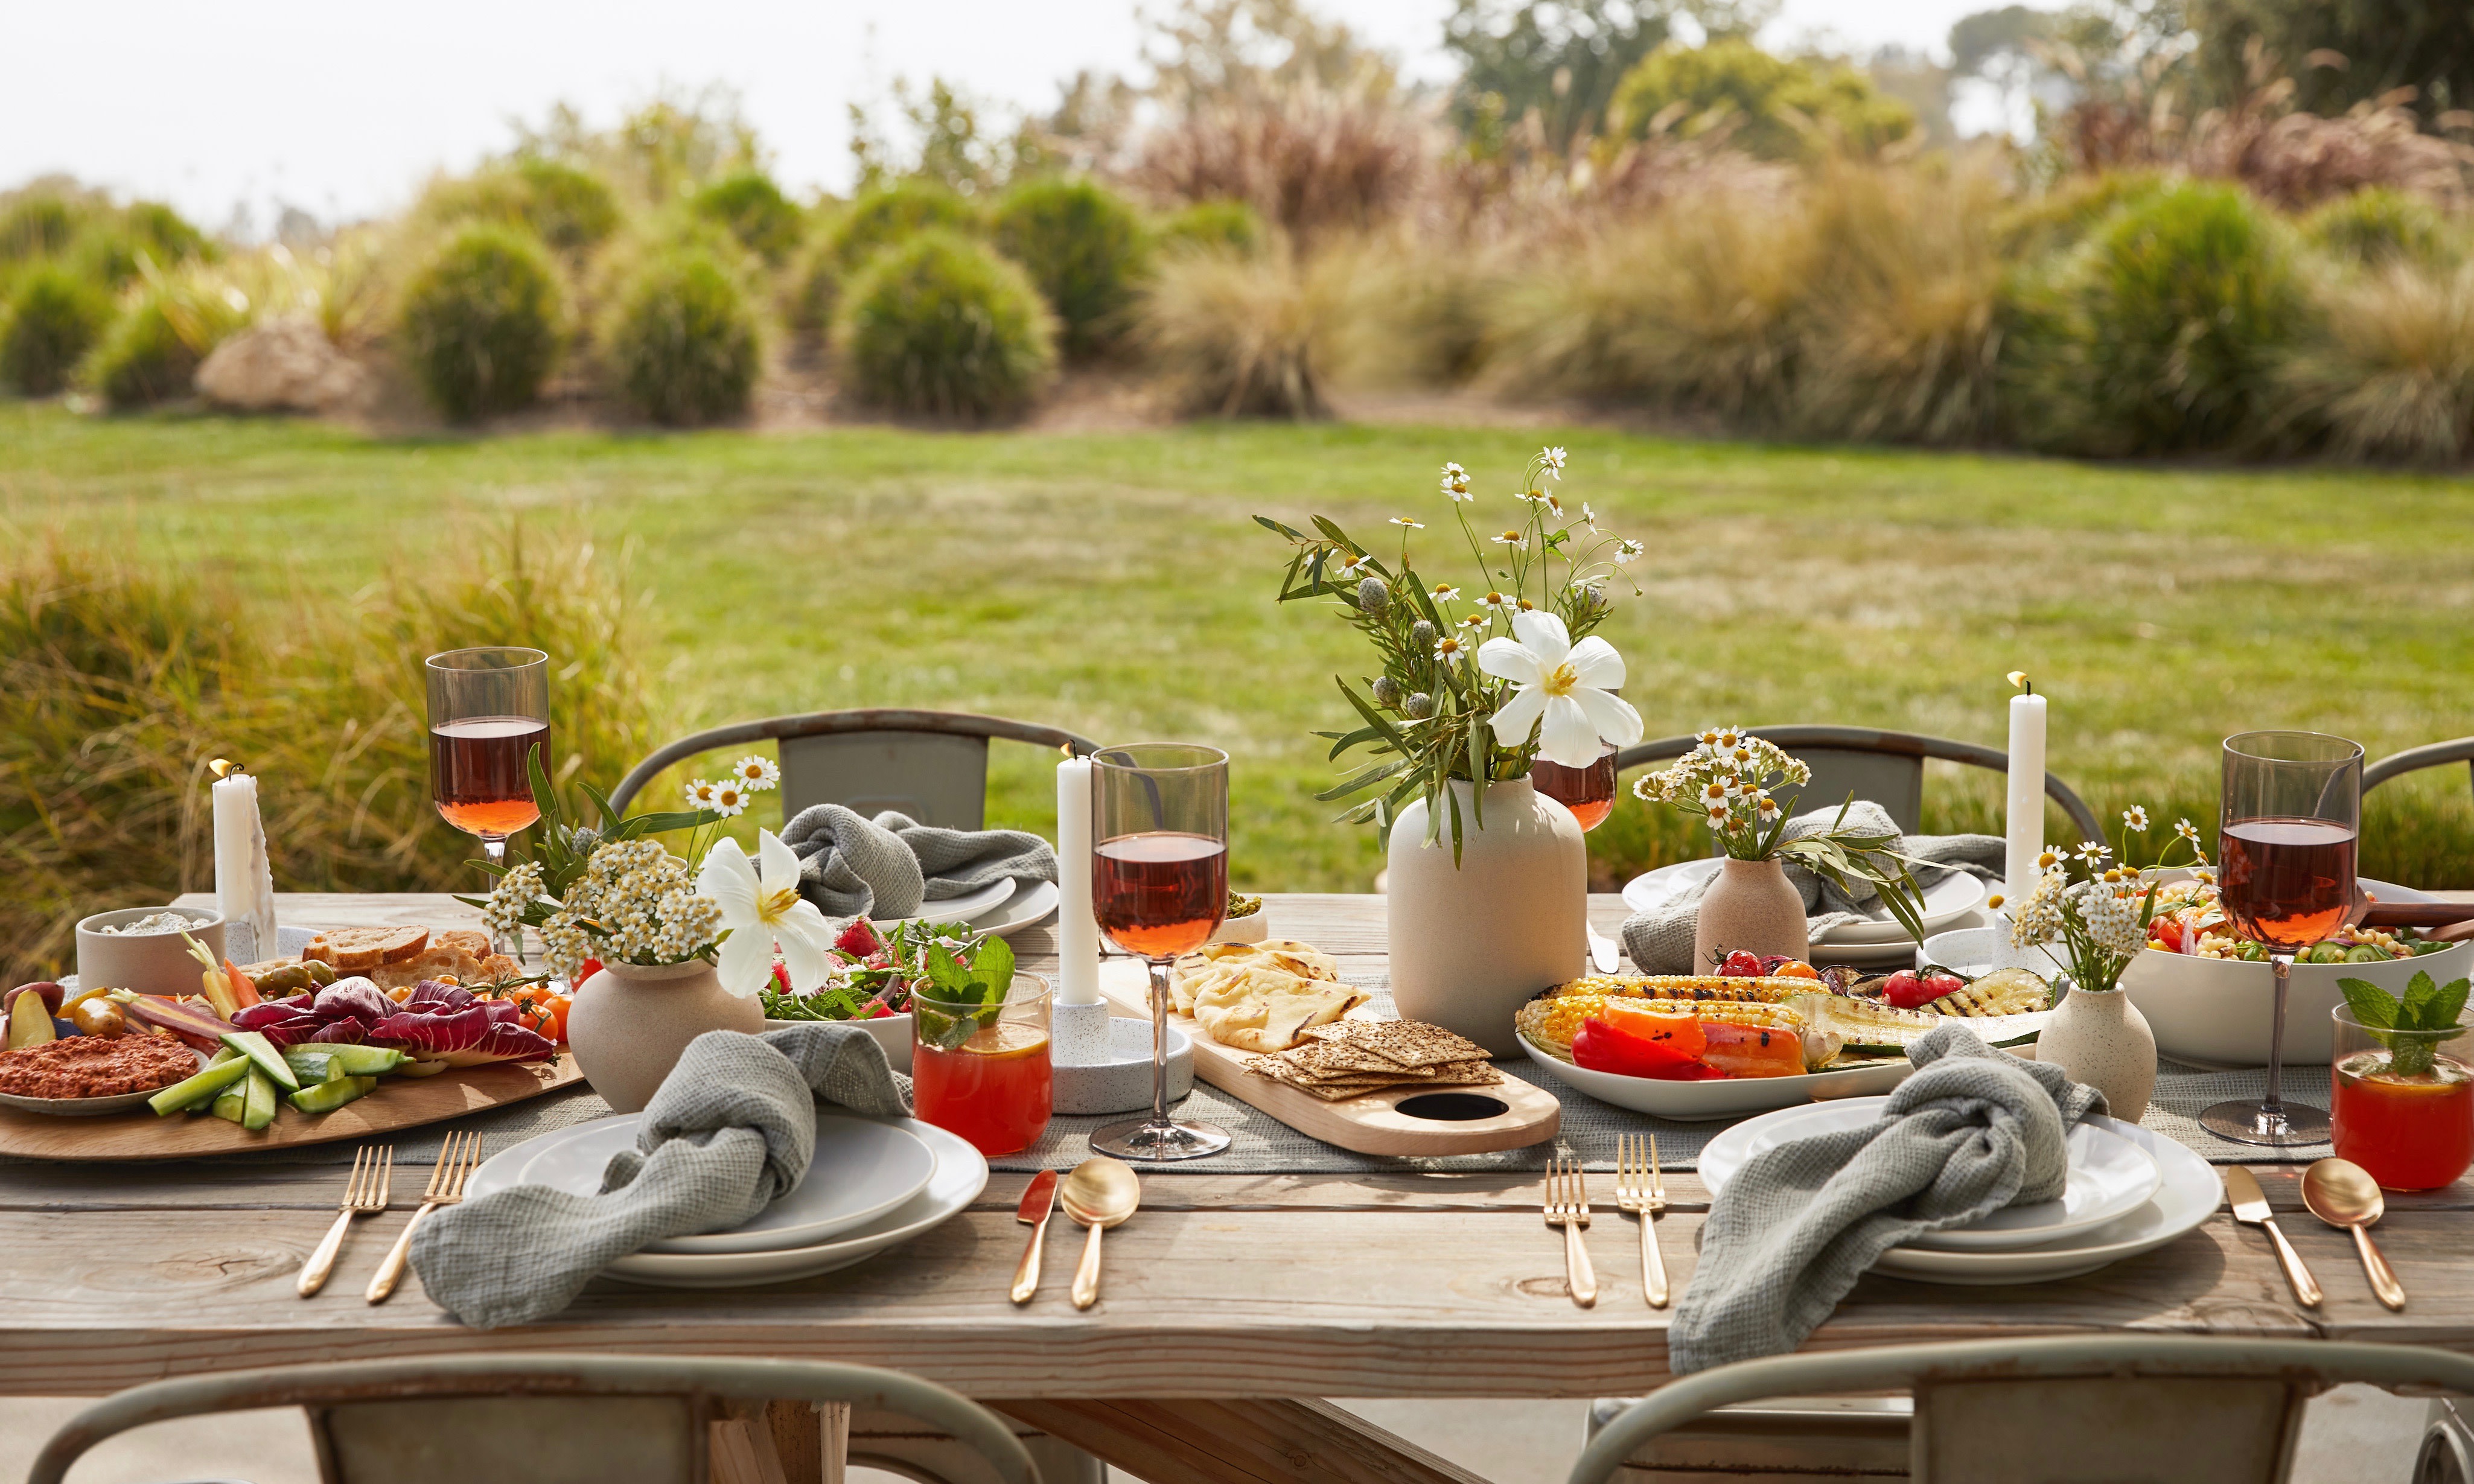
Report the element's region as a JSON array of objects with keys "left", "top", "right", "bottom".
[
  {"left": 2339, "top": 970, "right": 2471, "bottom": 1077},
  {"left": 912, "top": 934, "right": 1018, "bottom": 1053}
]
